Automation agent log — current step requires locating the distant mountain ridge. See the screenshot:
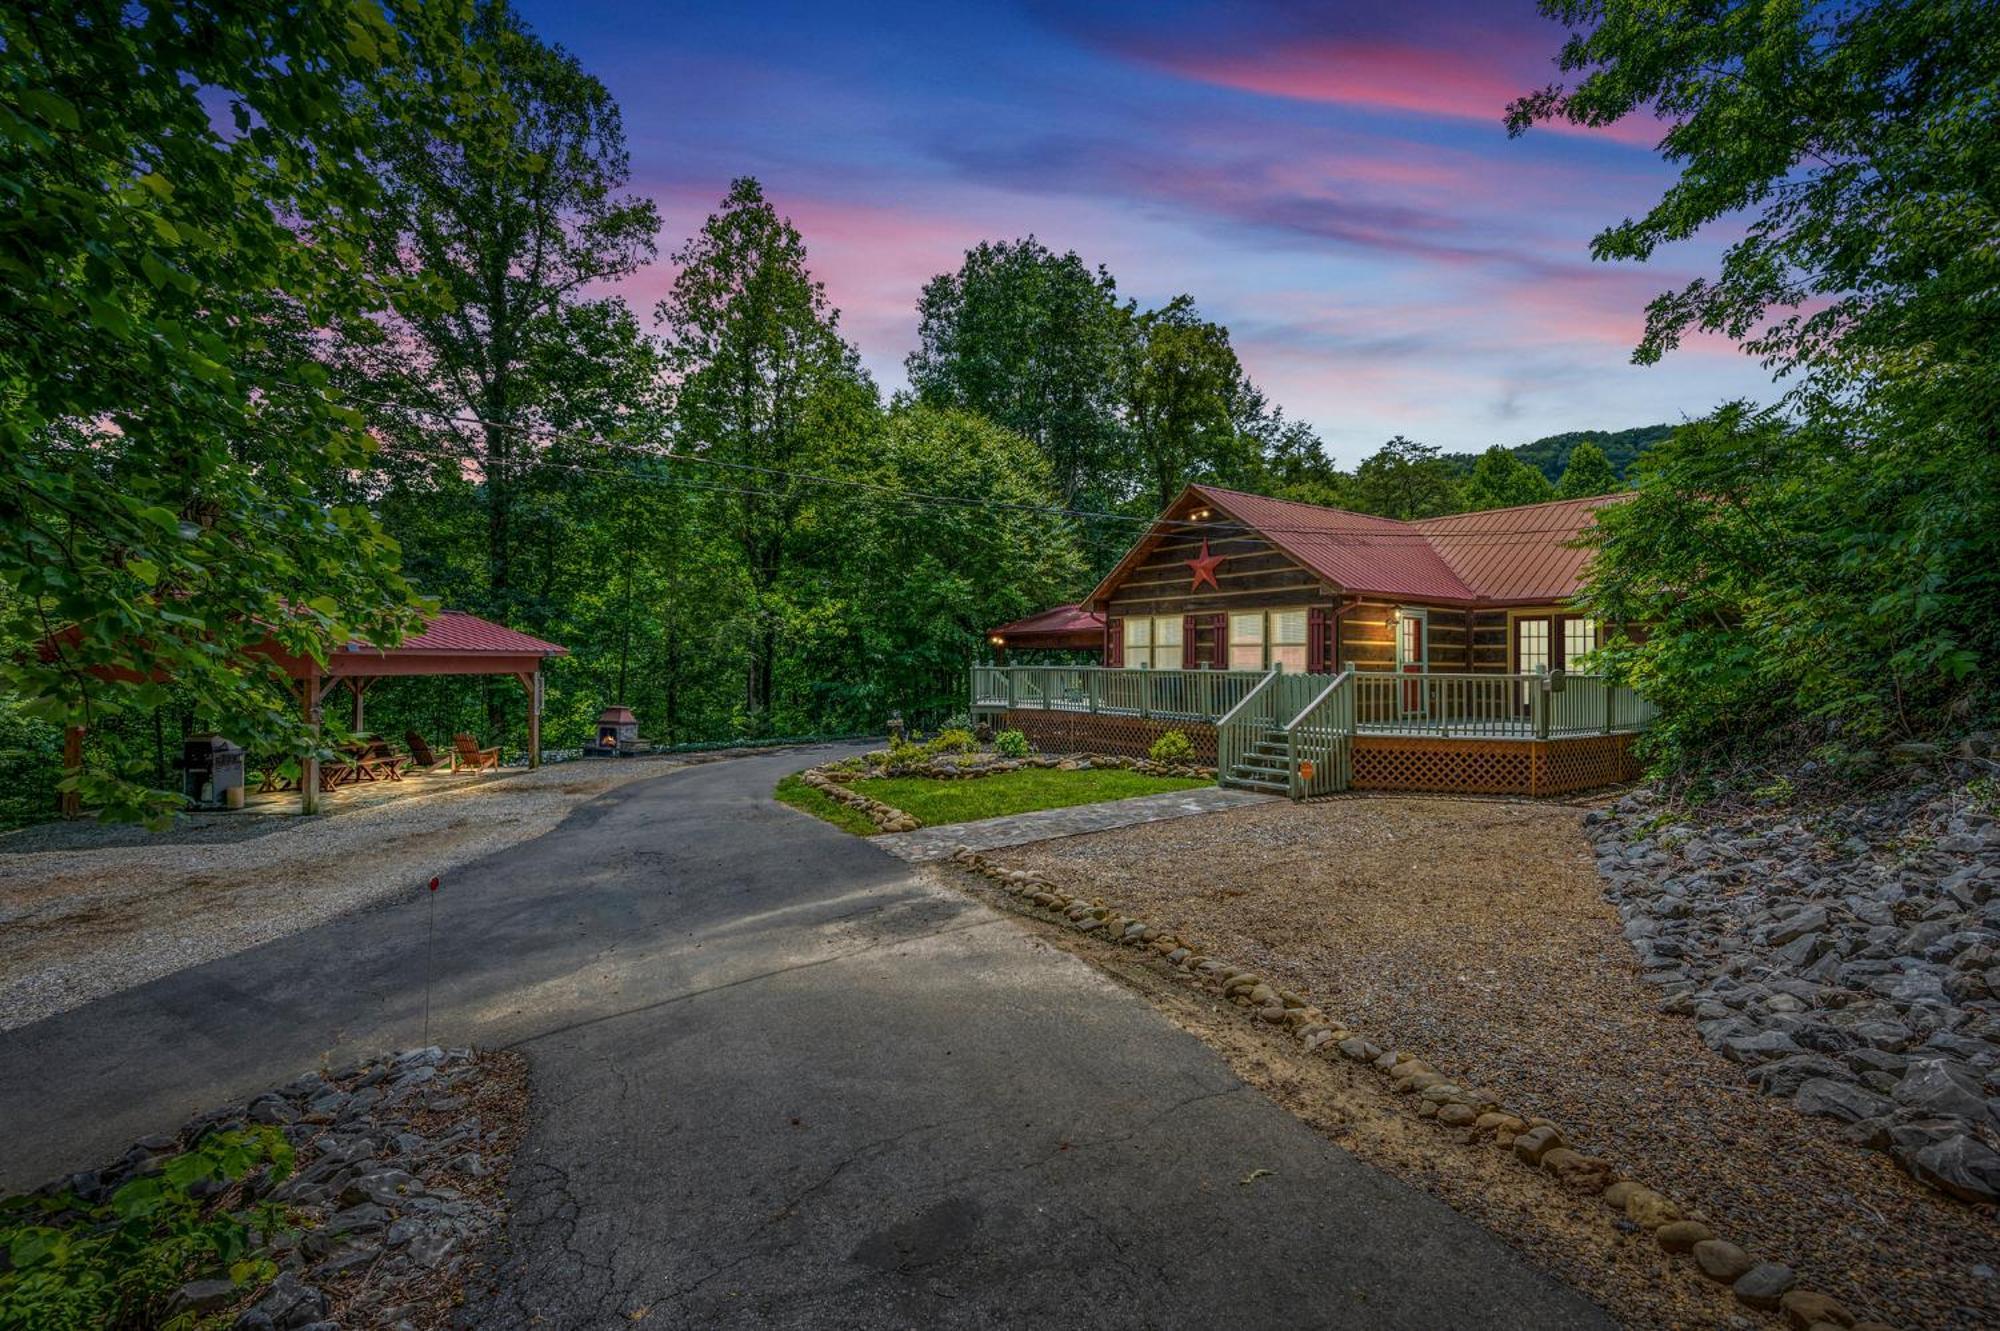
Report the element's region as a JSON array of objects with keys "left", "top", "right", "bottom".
[{"left": 1443, "top": 423, "right": 1673, "bottom": 483}]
